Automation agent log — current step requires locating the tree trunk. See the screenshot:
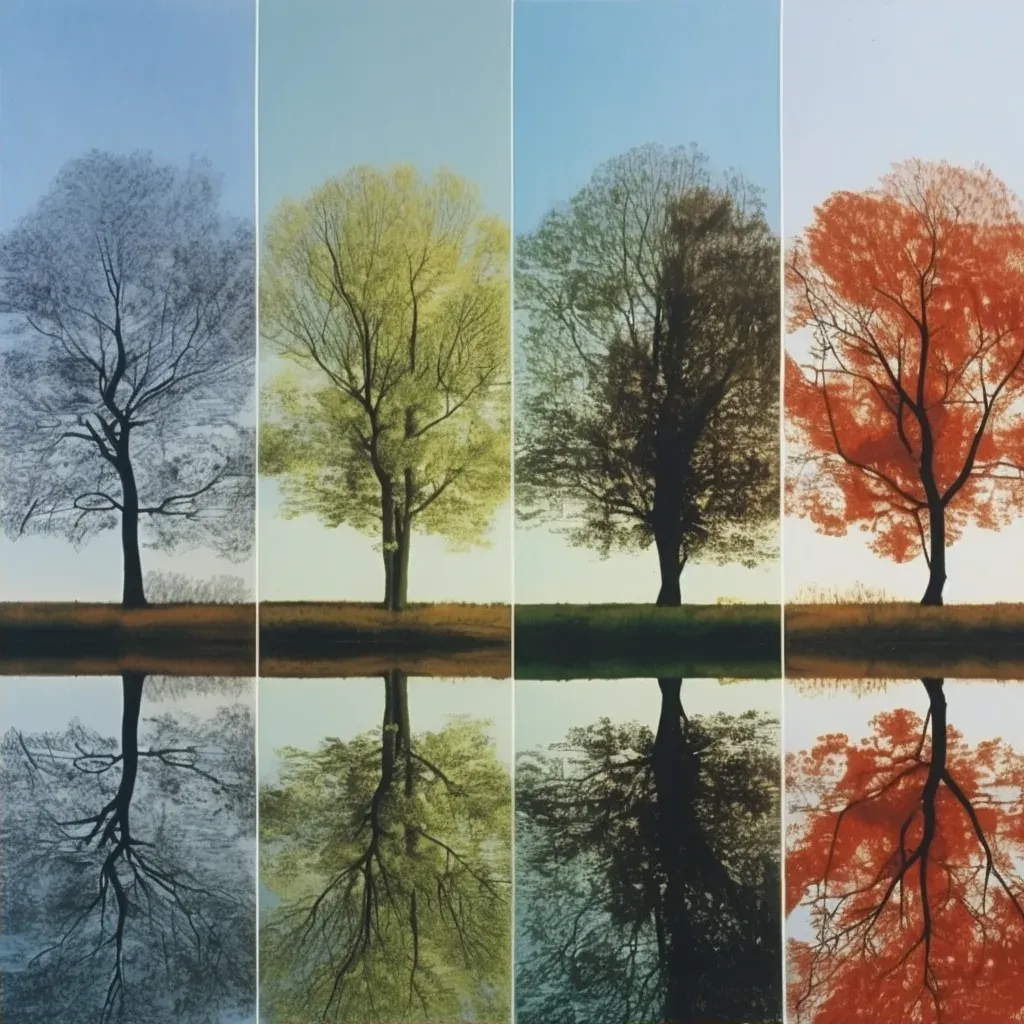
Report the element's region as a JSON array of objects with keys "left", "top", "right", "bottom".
[
  {"left": 920, "top": 504, "right": 947, "bottom": 606},
  {"left": 380, "top": 483, "right": 412, "bottom": 612},
  {"left": 118, "top": 457, "right": 147, "bottom": 608},
  {"left": 921, "top": 678, "right": 947, "bottom": 782},
  {"left": 655, "top": 528, "right": 683, "bottom": 607},
  {"left": 381, "top": 483, "right": 399, "bottom": 611},
  {"left": 118, "top": 673, "right": 145, "bottom": 828},
  {"left": 917, "top": 676, "right": 946, "bottom": 941},
  {"left": 393, "top": 508, "right": 411, "bottom": 612},
  {"left": 397, "top": 663, "right": 421, "bottom": 967},
  {"left": 652, "top": 678, "right": 756, "bottom": 1024},
  {"left": 381, "top": 668, "right": 411, "bottom": 777},
  {"left": 652, "top": 678, "right": 694, "bottom": 1022}
]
